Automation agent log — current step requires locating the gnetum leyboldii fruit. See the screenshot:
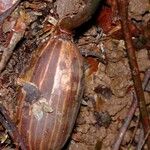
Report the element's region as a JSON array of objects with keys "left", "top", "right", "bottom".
[
  {"left": 17, "top": 32, "right": 83, "bottom": 150},
  {"left": 16, "top": 0, "right": 101, "bottom": 149},
  {"left": 58, "top": 0, "right": 101, "bottom": 31}
]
